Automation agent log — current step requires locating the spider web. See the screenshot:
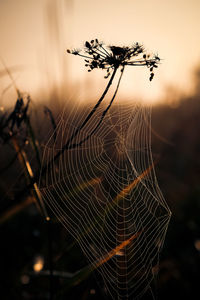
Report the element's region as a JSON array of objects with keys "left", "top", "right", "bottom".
[{"left": 38, "top": 93, "right": 171, "bottom": 299}]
